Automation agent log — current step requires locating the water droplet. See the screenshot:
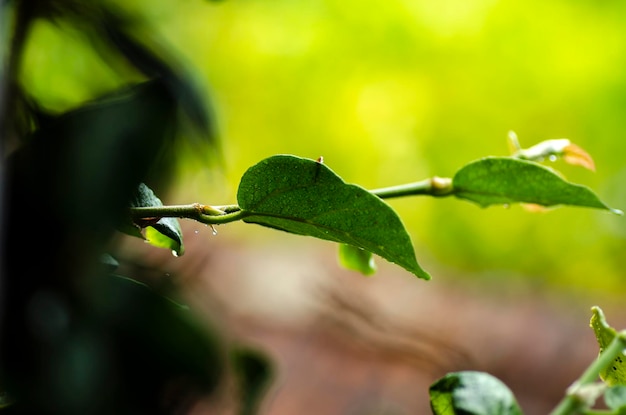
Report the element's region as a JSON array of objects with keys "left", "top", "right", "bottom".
[
  {"left": 549, "top": 155, "right": 557, "bottom": 162},
  {"left": 171, "top": 250, "right": 179, "bottom": 257},
  {"left": 210, "top": 225, "right": 218, "bottom": 236},
  {"left": 194, "top": 230, "right": 199, "bottom": 234}
]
